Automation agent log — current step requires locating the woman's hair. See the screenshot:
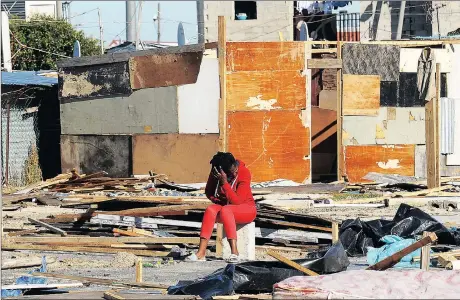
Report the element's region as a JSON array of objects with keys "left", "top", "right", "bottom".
[{"left": 210, "top": 152, "right": 236, "bottom": 173}]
